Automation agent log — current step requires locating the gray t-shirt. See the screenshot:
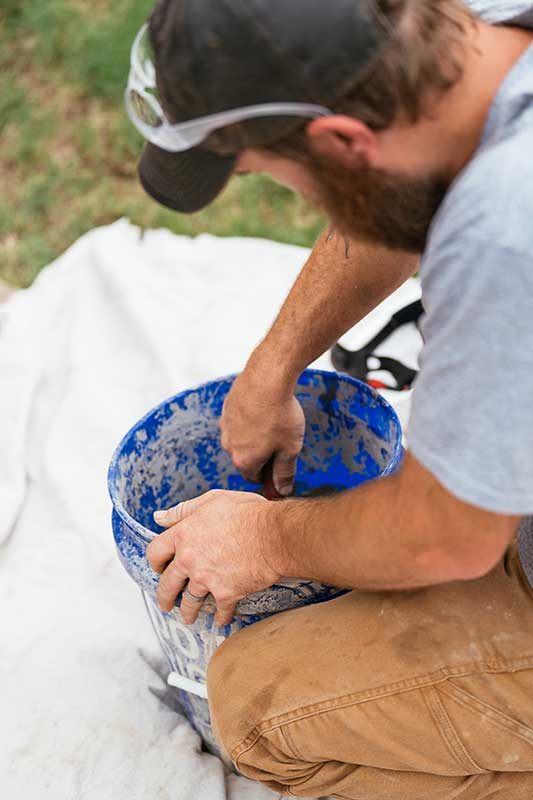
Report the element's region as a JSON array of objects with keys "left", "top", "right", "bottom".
[{"left": 407, "top": 8, "right": 533, "bottom": 584}]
